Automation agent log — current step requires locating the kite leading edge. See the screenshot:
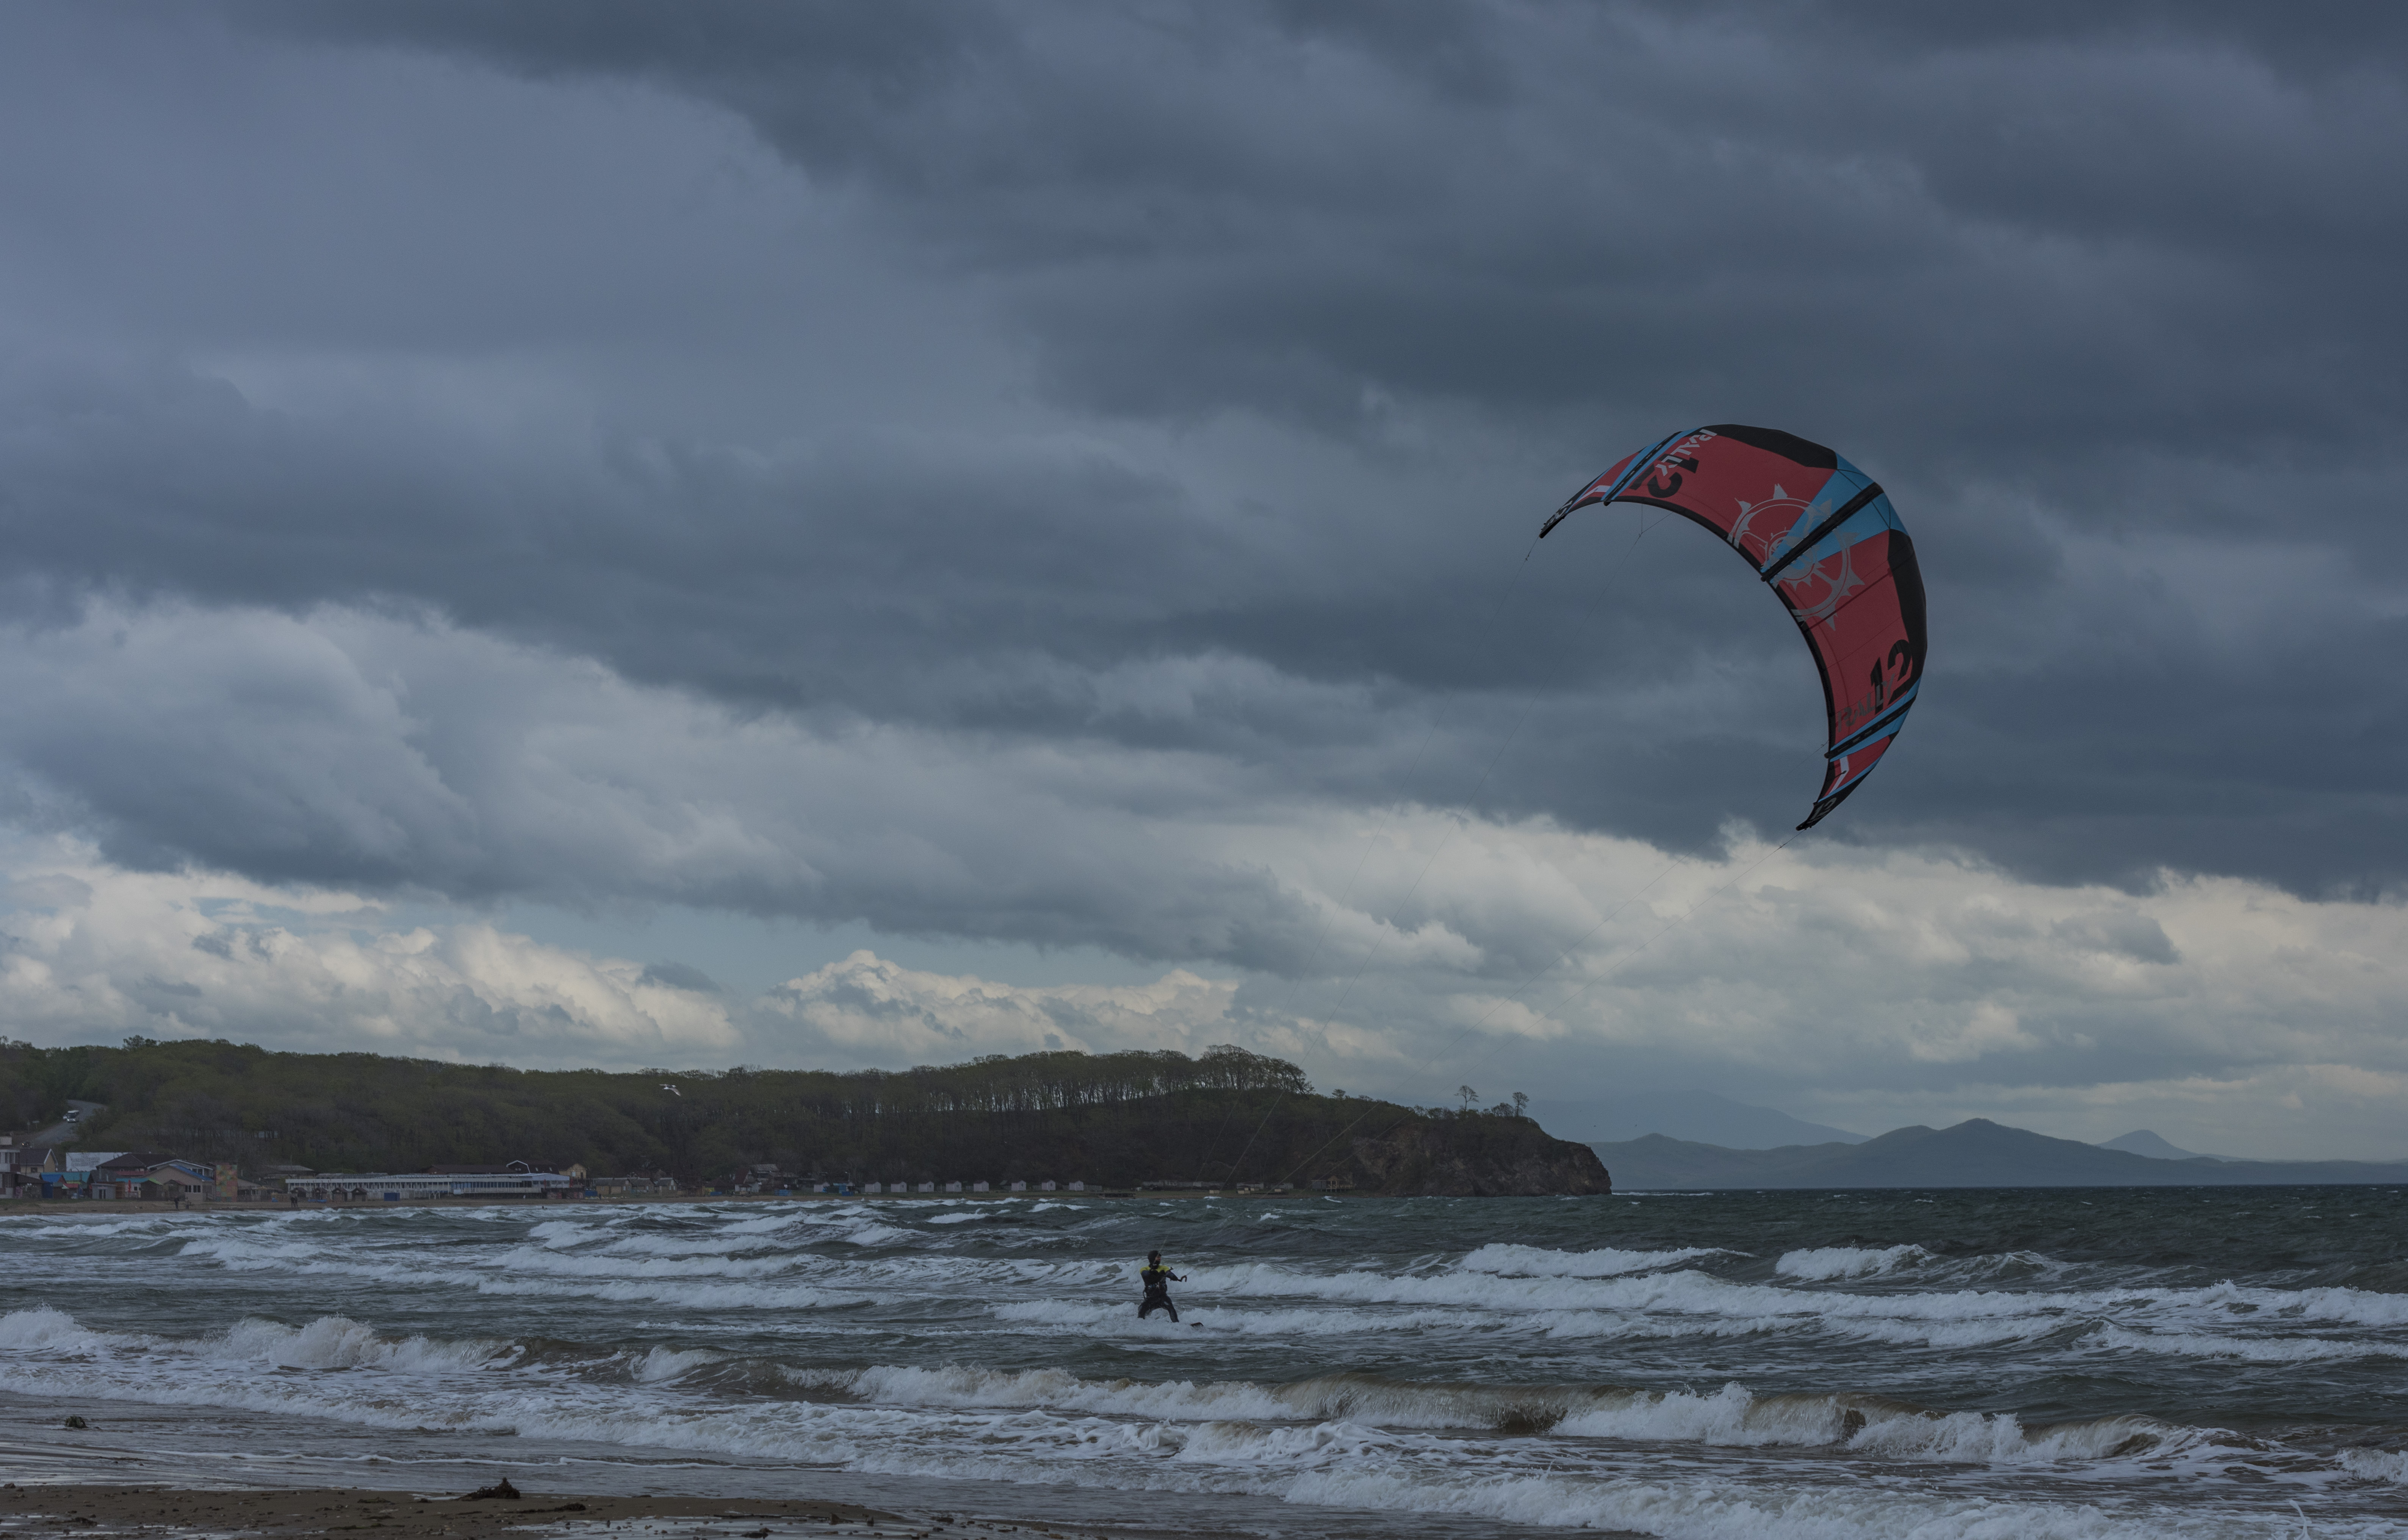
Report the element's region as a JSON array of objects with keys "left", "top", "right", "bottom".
[{"left": 1540, "top": 424, "right": 1927, "bottom": 830}]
